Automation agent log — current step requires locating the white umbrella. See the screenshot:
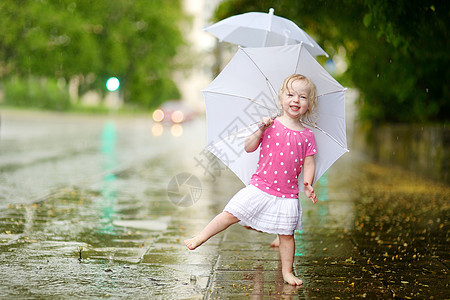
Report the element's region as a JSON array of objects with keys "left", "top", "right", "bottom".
[
  {"left": 204, "top": 8, "right": 328, "bottom": 57},
  {"left": 202, "top": 43, "right": 348, "bottom": 189}
]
